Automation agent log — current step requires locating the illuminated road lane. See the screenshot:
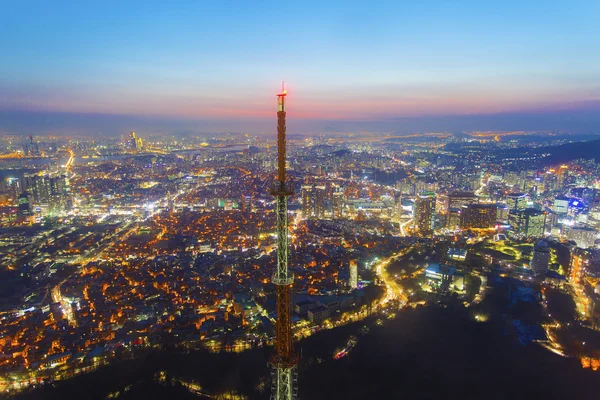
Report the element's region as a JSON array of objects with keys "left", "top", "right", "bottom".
[{"left": 373, "top": 250, "right": 410, "bottom": 306}]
